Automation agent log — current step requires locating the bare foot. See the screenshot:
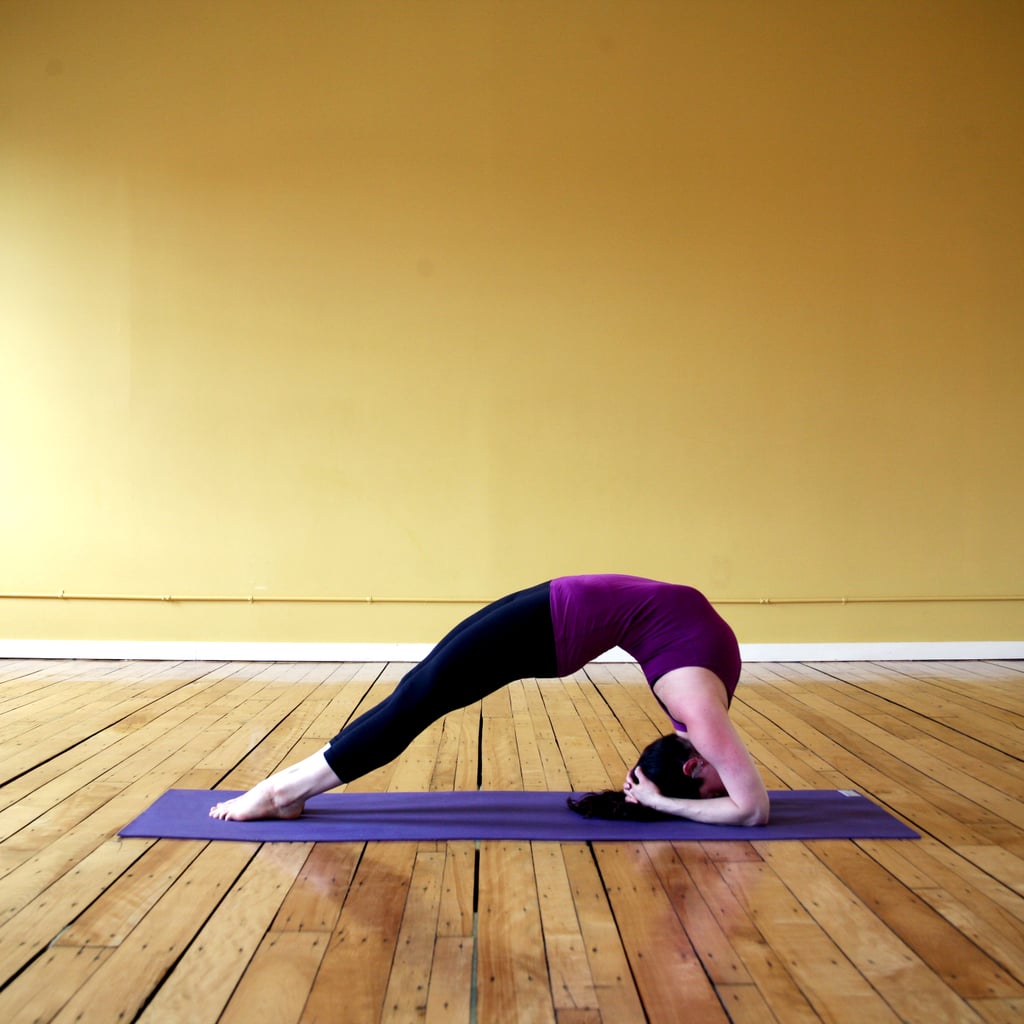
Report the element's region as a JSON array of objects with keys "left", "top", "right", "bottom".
[{"left": 209, "top": 781, "right": 305, "bottom": 822}]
